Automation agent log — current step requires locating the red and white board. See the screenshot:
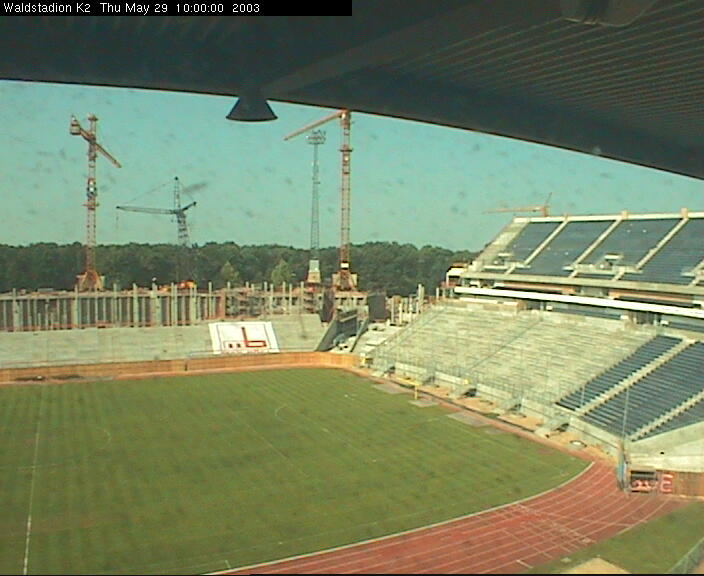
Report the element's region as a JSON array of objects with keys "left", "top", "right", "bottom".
[{"left": 208, "top": 321, "right": 280, "bottom": 354}]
